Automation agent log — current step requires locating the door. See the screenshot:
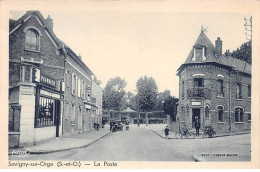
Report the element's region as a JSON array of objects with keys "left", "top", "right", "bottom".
[
  {"left": 55, "top": 100, "right": 61, "bottom": 137},
  {"left": 192, "top": 108, "right": 200, "bottom": 128},
  {"left": 78, "top": 107, "right": 83, "bottom": 132}
]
